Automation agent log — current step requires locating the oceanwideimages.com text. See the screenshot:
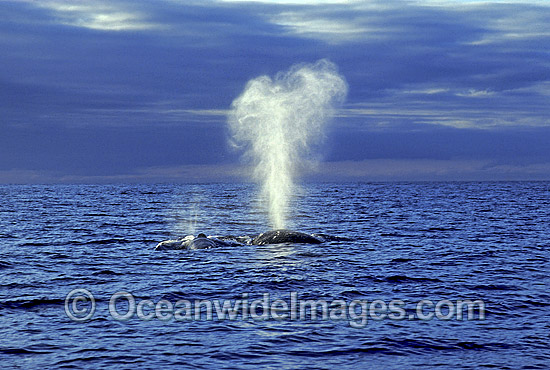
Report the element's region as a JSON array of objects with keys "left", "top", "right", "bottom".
[{"left": 65, "top": 289, "right": 485, "bottom": 328}]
